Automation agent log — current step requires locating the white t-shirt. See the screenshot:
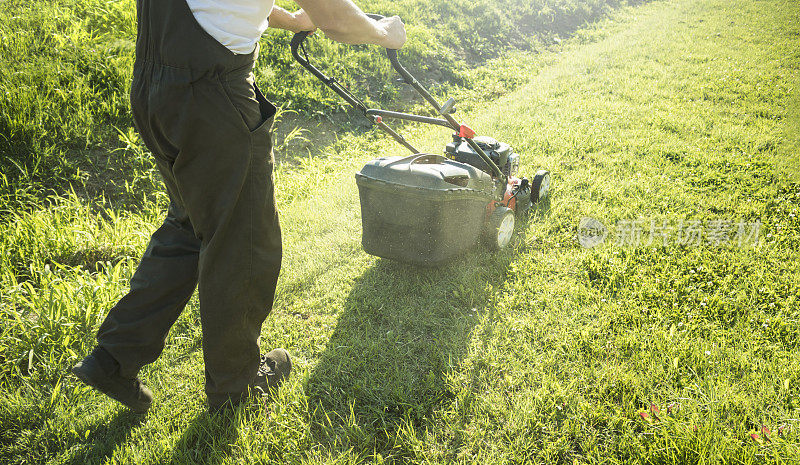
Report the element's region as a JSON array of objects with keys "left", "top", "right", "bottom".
[{"left": 186, "top": 0, "right": 275, "bottom": 55}]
